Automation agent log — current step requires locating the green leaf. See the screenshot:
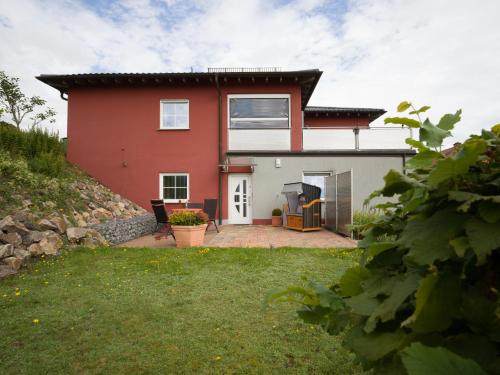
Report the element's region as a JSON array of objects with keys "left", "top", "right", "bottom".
[
  {"left": 477, "top": 201, "right": 500, "bottom": 223},
  {"left": 347, "top": 293, "right": 380, "bottom": 316},
  {"left": 405, "top": 138, "right": 429, "bottom": 151},
  {"left": 338, "top": 266, "right": 371, "bottom": 297},
  {"left": 402, "top": 272, "right": 461, "bottom": 333},
  {"left": 461, "top": 288, "right": 500, "bottom": 342},
  {"left": 400, "top": 209, "right": 464, "bottom": 265},
  {"left": 401, "top": 343, "right": 487, "bottom": 375},
  {"left": 406, "top": 150, "right": 443, "bottom": 169},
  {"left": 397, "top": 101, "right": 412, "bottom": 112},
  {"left": 437, "top": 110, "right": 462, "bottom": 131},
  {"left": 450, "top": 237, "right": 470, "bottom": 257},
  {"left": 345, "top": 326, "right": 408, "bottom": 361},
  {"left": 445, "top": 334, "right": 499, "bottom": 374},
  {"left": 368, "top": 242, "right": 397, "bottom": 258},
  {"left": 428, "top": 139, "right": 487, "bottom": 186},
  {"left": 409, "top": 105, "right": 431, "bottom": 115},
  {"left": 364, "top": 272, "right": 421, "bottom": 333},
  {"left": 420, "top": 118, "right": 451, "bottom": 148},
  {"left": 381, "top": 169, "right": 421, "bottom": 196},
  {"left": 308, "top": 281, "right": 344, "bottom": 309},
  {"left": 464, "top": 218, "right": 500, "bottom": 264},
  {"left": 385, "top": 117, "right": 421, "bottom": 128}
]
